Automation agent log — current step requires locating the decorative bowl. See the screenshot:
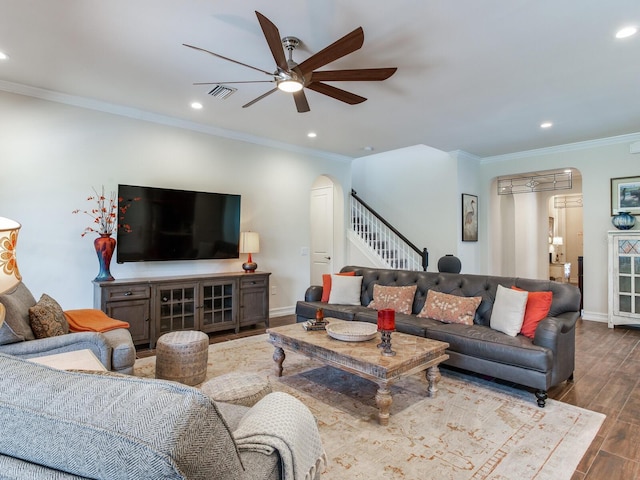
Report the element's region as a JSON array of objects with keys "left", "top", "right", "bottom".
[{"left": 326, "top": 322, "right": 378, "bottom": 342}]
